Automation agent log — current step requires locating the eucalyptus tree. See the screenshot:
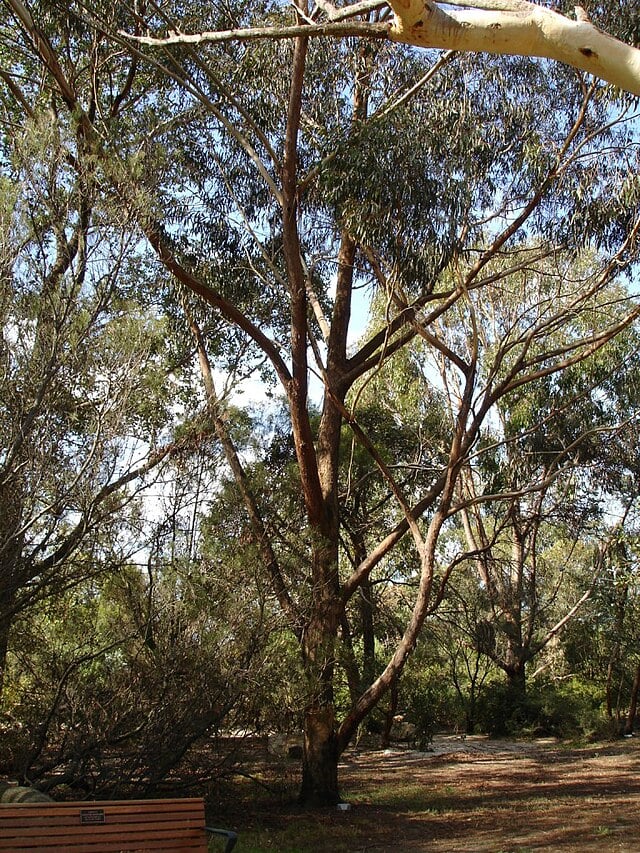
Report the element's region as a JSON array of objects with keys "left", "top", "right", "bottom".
[
  {"left": 562, "top": 523, "right": 640, "bottom": 733},
  {"left": 3, "top": 0, "right": 640, "bottom": 805},
  {"left": 432, "top": 268, "right": 640, "bottom": 702},
  {"left": 0, "top": 95, "right": 192, "bottom": 697},
  {"left": 561, "top": 381, "right": 640, "bottom": 732},
  {"left": 429, "top": 574, "right": 496, "bottom": 733}
]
